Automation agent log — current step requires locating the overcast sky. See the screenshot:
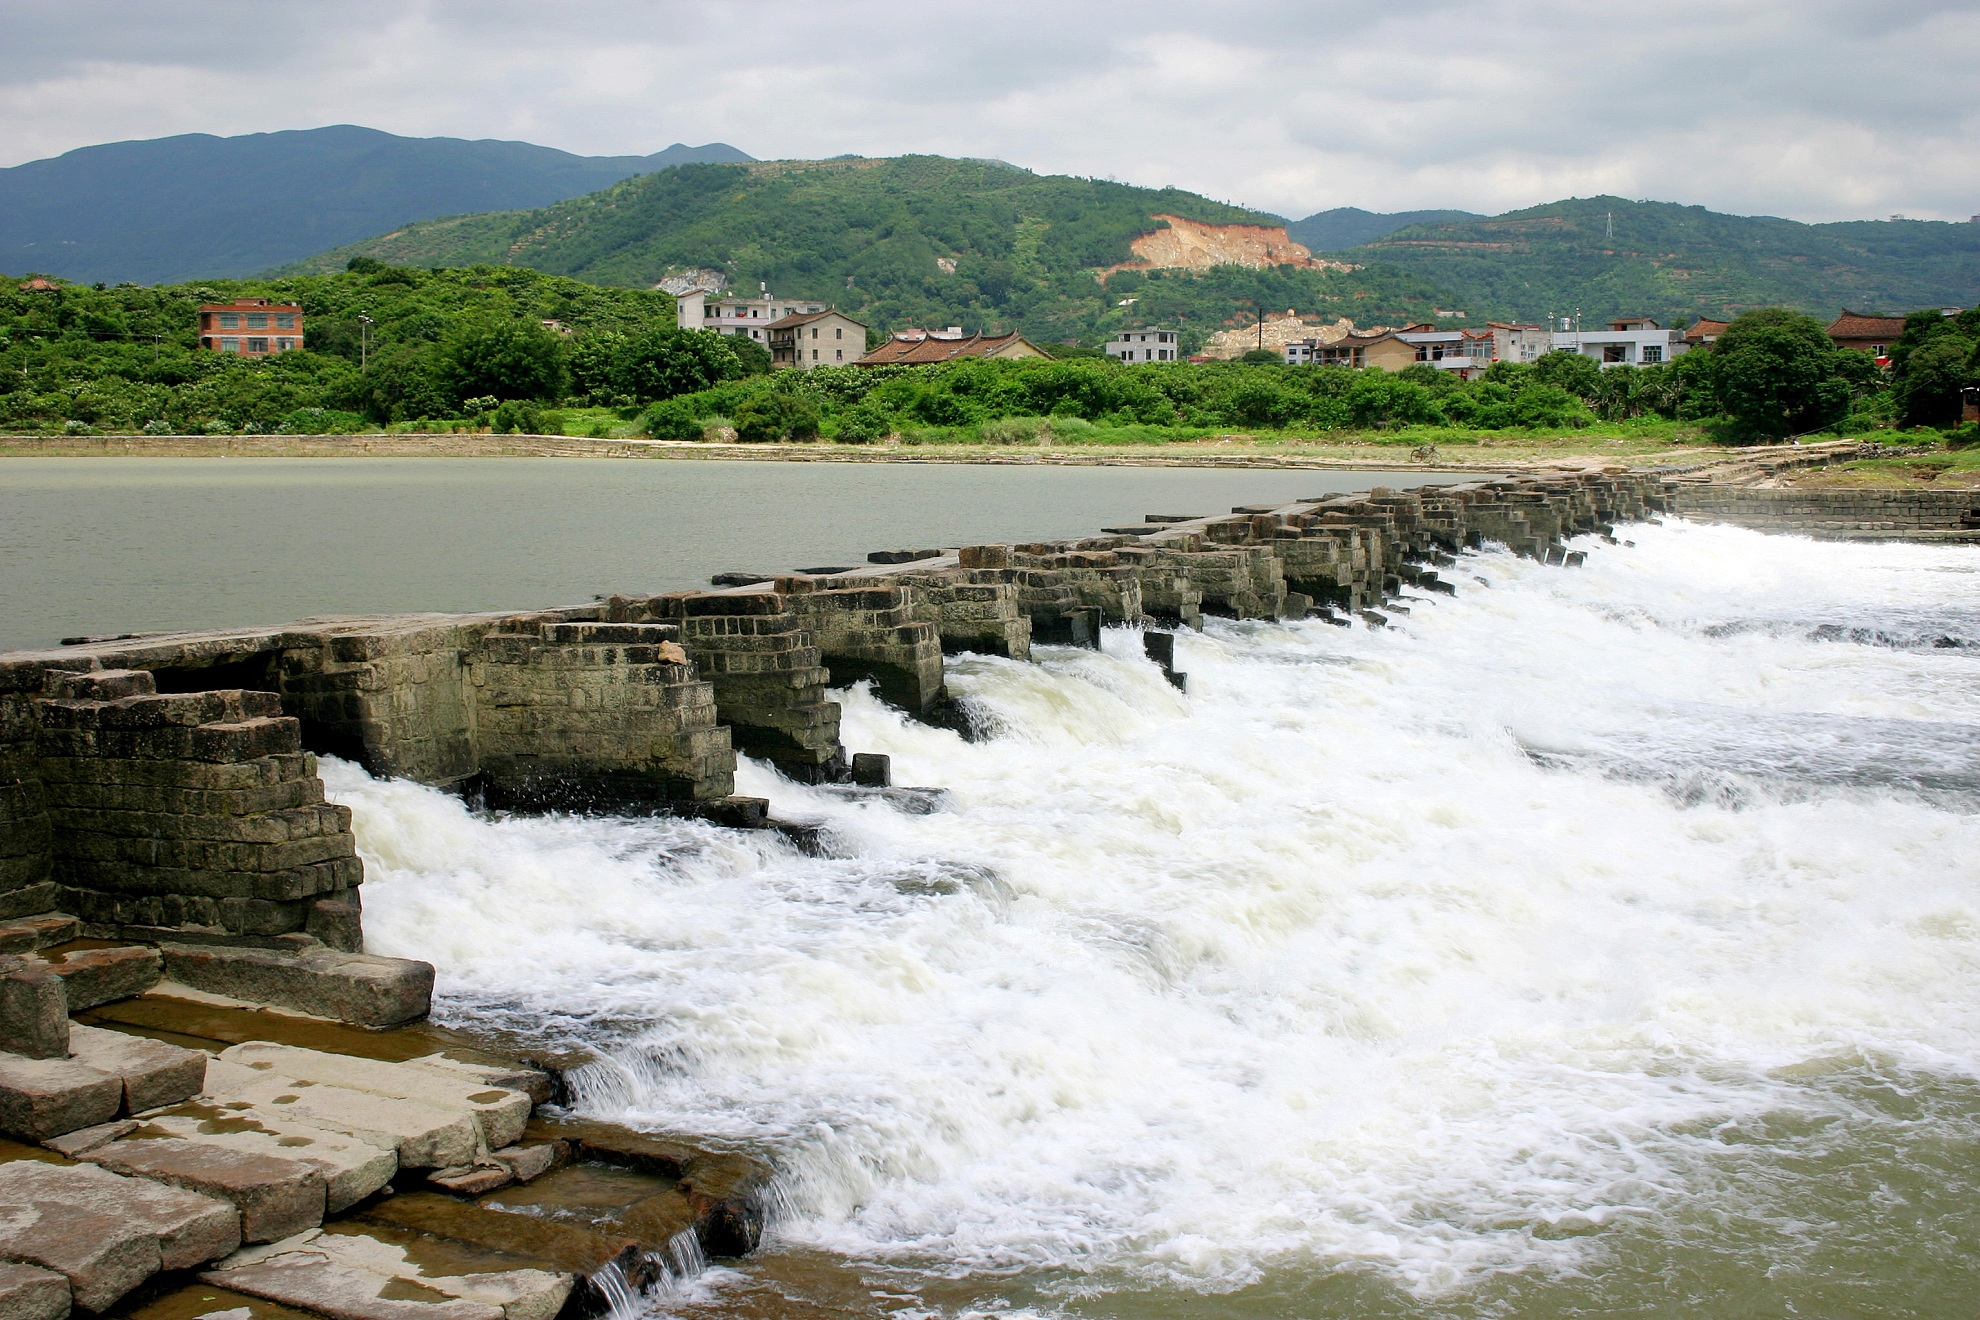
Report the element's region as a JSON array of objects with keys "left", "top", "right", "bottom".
[{"left": 4, "top": 0, "right": 1976, "bottom": 223}]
